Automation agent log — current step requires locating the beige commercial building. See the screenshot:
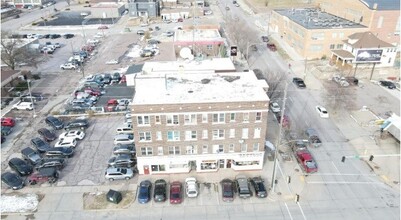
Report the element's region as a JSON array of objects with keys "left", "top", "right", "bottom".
[{"left": 131, "top": 71, "right": 270, "bottom": 175}]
